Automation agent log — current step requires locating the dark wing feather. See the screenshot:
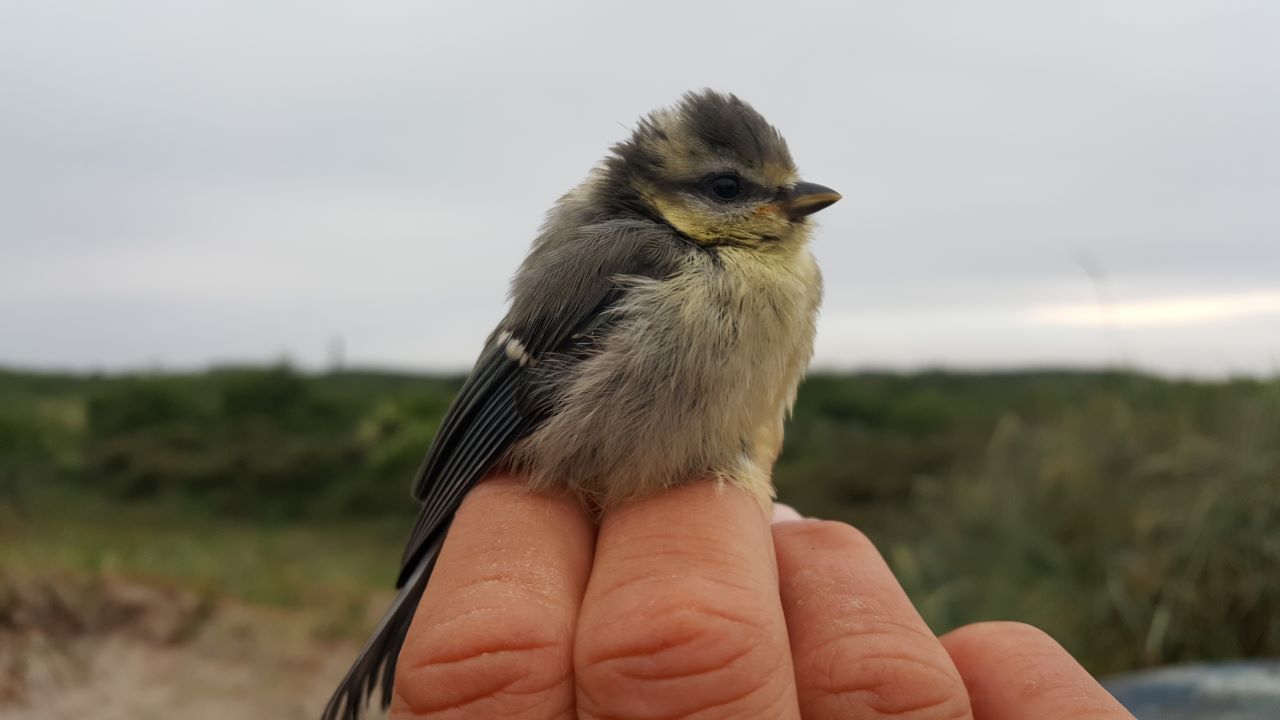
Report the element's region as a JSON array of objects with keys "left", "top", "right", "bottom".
[
  {"left": 398, "top": 368, "right": 529, "bottom": 575},
  {"left": 410, "top": 341, "right": 517, "bottom": 501},
  {"left": 323, "top": 219, "right": 687, "bottom": 720},
  {"left": 321, "top": 525, "right": 448, "bottom": 720},
  {"left": 323, "top": 339, "right": 531, "bottom": 720}
]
